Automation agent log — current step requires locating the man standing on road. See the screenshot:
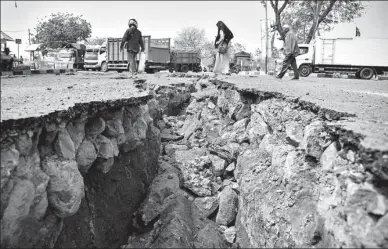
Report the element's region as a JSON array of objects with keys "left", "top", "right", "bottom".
[
  {"left": 276, "top": 24, "right": 300, "bottom": 80},
  {"left": 120, "top": 19, "right": 145, "bottom": 76}
]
